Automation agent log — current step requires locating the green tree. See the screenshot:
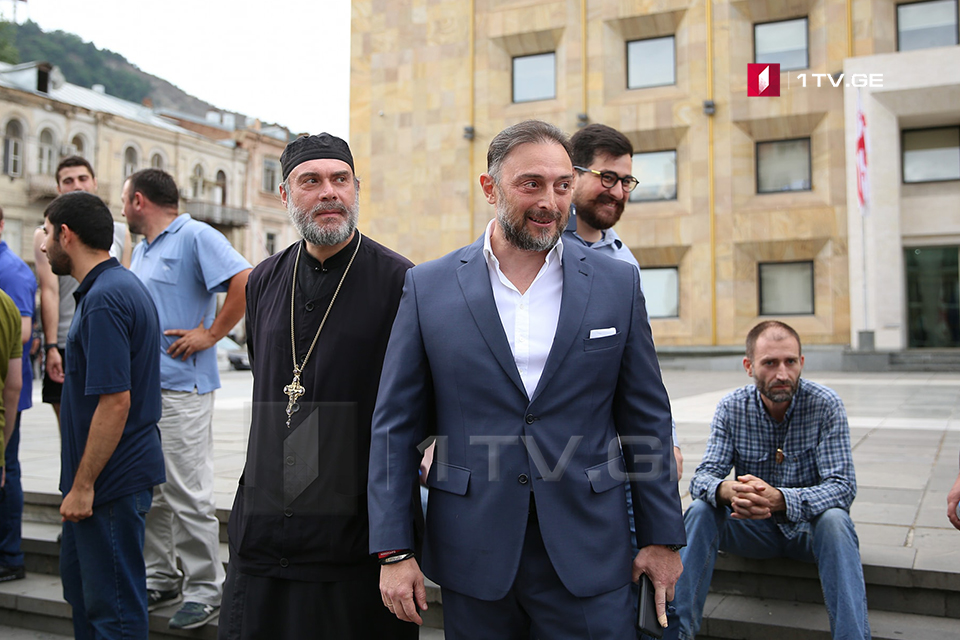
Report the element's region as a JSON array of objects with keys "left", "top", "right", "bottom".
[{"left": 0, "top": 21, "right": 18, "bottom": 64}]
